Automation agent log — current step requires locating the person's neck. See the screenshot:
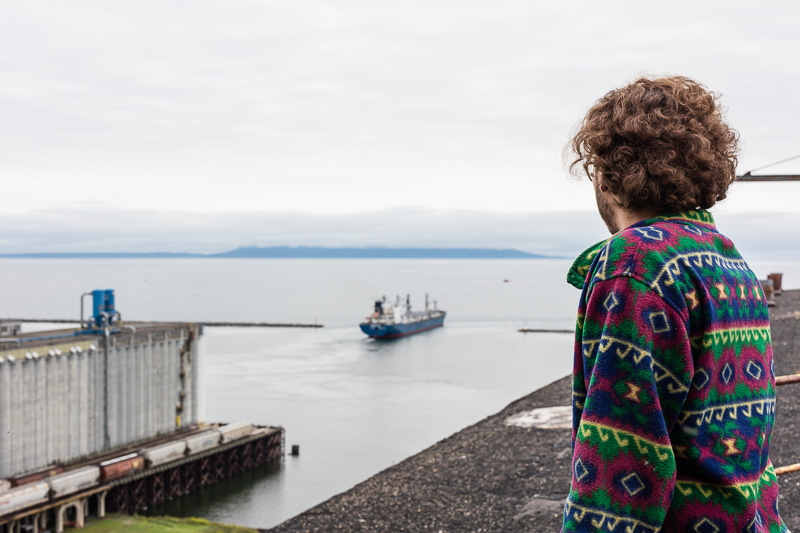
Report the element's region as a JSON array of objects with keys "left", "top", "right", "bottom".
[{"left": 612, "top": 208, "right": 660, "bottom": 234}]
